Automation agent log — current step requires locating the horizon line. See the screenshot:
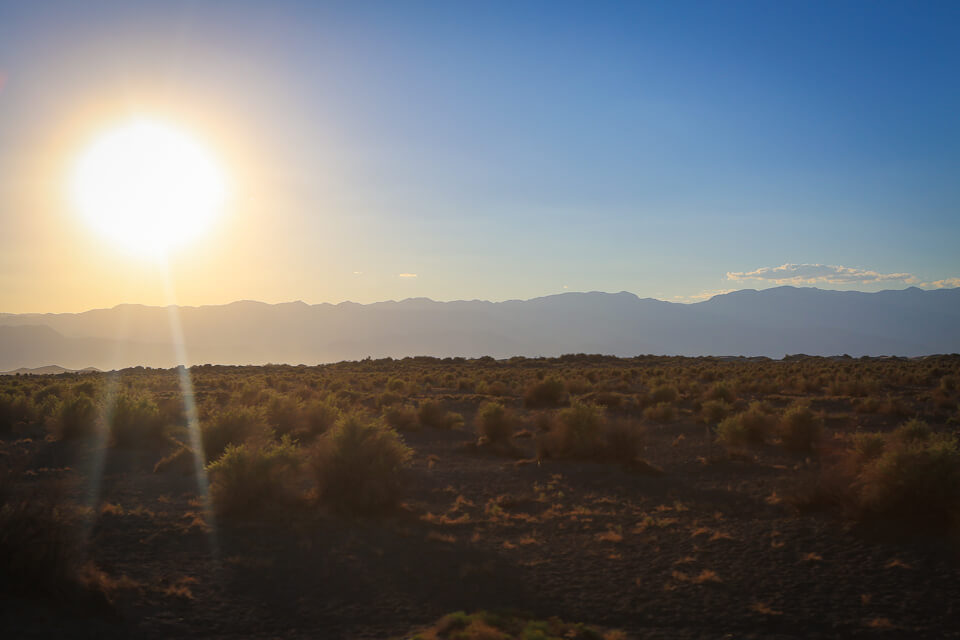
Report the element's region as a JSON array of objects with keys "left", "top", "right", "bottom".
[{"left": 3, "top": 284, "right": 957, "bottom": 316}]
